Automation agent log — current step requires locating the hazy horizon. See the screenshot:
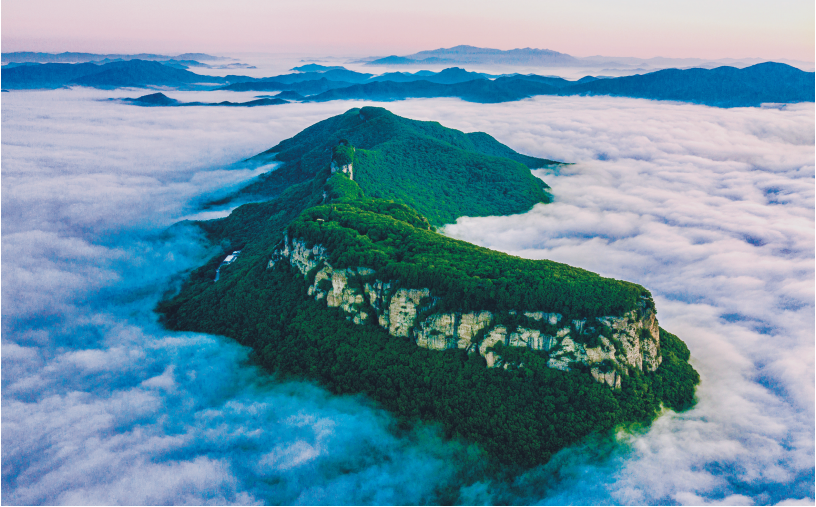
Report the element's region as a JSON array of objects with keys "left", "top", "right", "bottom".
[{"left": 2, "top": 0, "right": 813, "bottom": 62}]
